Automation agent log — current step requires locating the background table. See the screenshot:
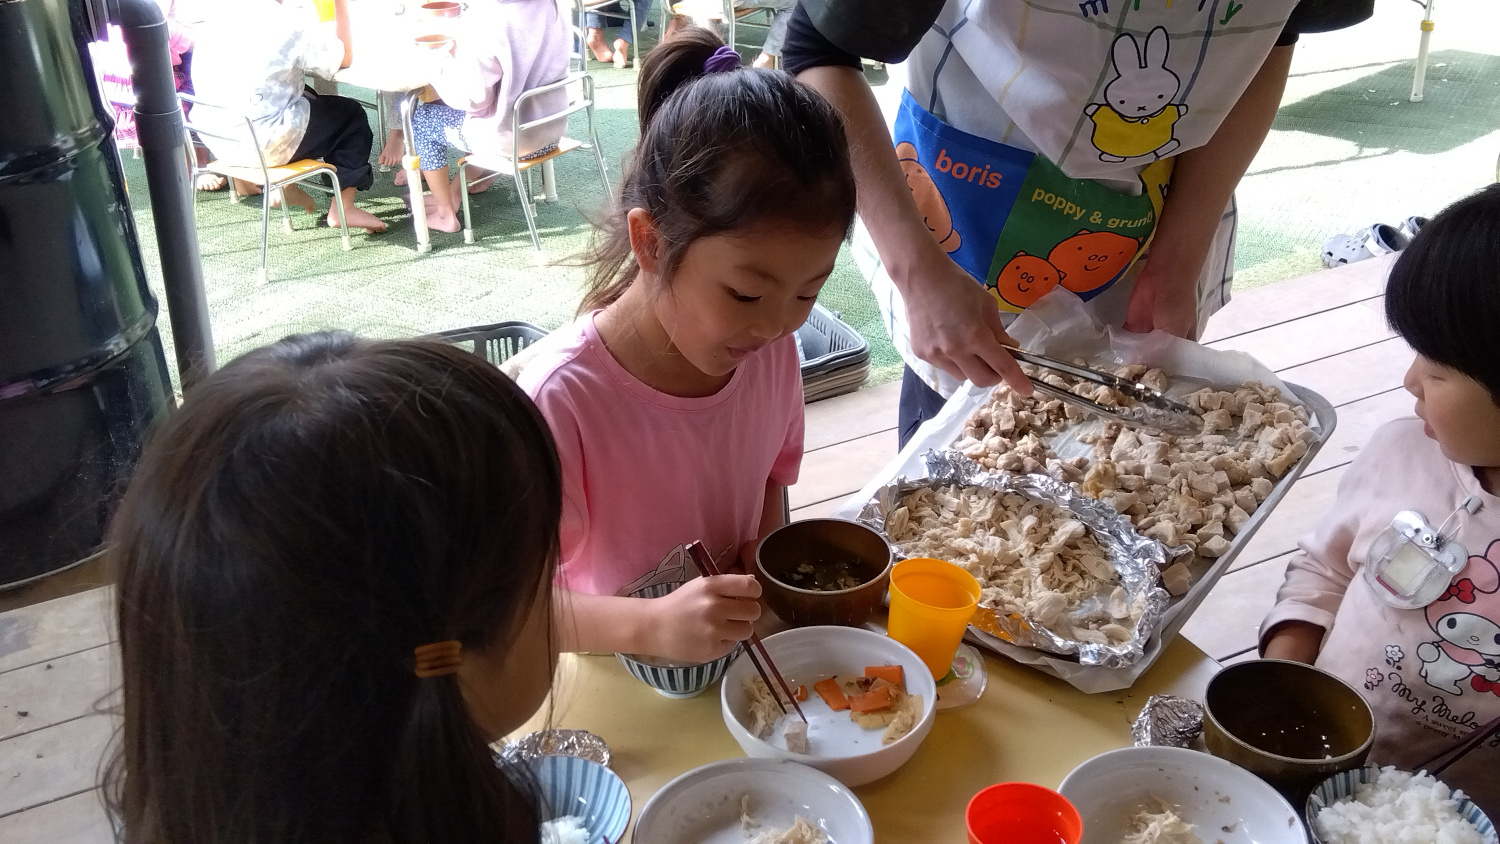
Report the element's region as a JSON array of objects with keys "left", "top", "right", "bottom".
[
  {"left": 520, "top": 633, "right": 1220, "bottom": 842},
  {"left": 334, "top": 5, "right": 443, "bottom": 252}
]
